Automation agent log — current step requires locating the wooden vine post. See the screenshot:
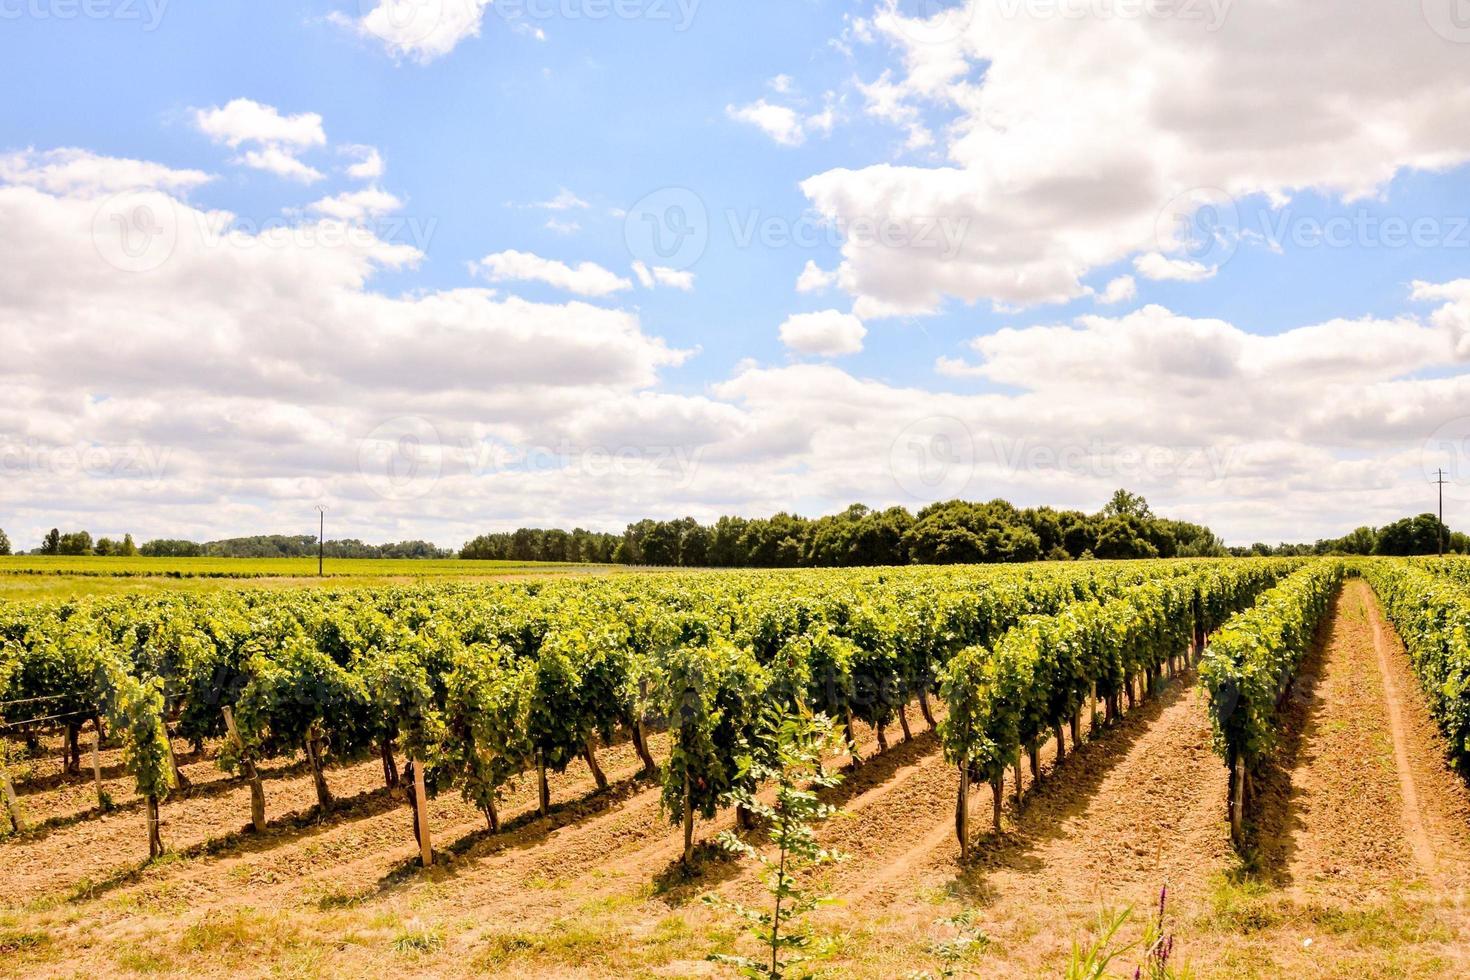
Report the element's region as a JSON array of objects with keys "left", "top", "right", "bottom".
[
  {"left": 222, "top": 707, "right": 266, "bottom": 832},
  {"left": 1, "top": 765, "right": 24, "bottom": 833},
  {"left": 411, "top": 755, "right": 432, "bottom": 868},
  {"left": 954, "top": 762, "right": 971, "bottom": 862},
  {"left": 681, "top": 764, "right": 695, "bottom": 865},
  {"left": 91, "top": 731, "right": 104, "bottom": 808},
  {"left": 146, "top": 794, "right": 163, "bottom": 860},
  {"left": 1228, "top": 753, "right": 1246, "bottom": 847},
  {"left": 536, "top": 749, "right": 551, "bottom": 817},
  {"left": 163, "top": 726, "right": 189, "bottom": 791}
]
